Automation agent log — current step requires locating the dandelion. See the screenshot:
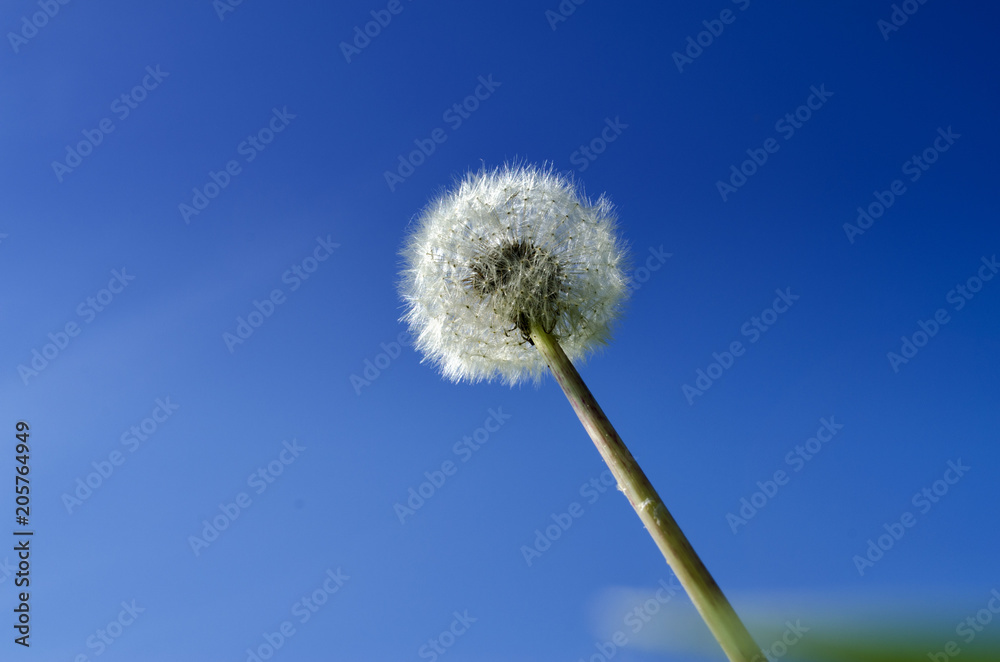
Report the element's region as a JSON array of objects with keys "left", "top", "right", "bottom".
[
  {"left": 399, "top": 163, "right": 764, "bottom": 662},
  {"left": 399, "top": 163, "right": 627, "bottom": 385}
]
